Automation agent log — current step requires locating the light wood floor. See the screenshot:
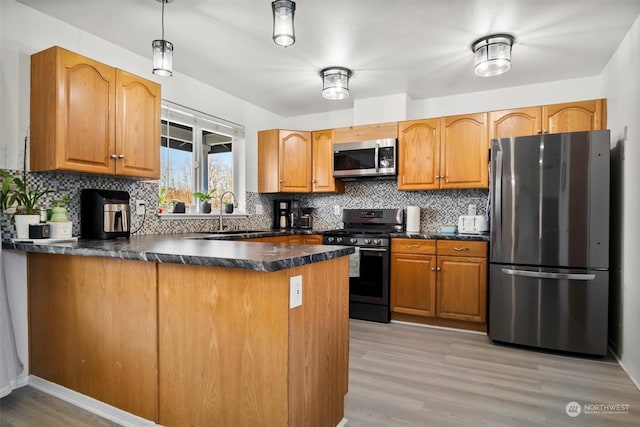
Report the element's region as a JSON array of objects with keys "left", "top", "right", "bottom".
[{"left": 1, "top": 320, "right": 639, "bottom": 426}]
